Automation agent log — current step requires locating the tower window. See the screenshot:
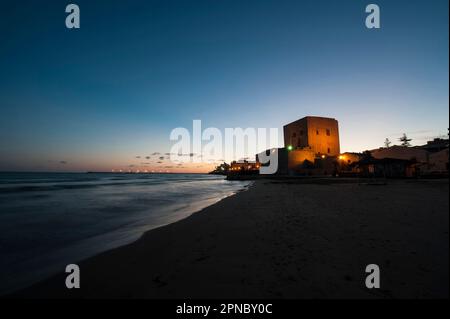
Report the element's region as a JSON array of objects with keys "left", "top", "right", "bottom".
[
  {"left": 326, "top": 129, "right": 331, "bottom": 136},
  {"left": 316, "top": 130, "right": 319, "bottom": 135},
  {"left": 327, "top": 148, "right": 331, "bottom": 154}
]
